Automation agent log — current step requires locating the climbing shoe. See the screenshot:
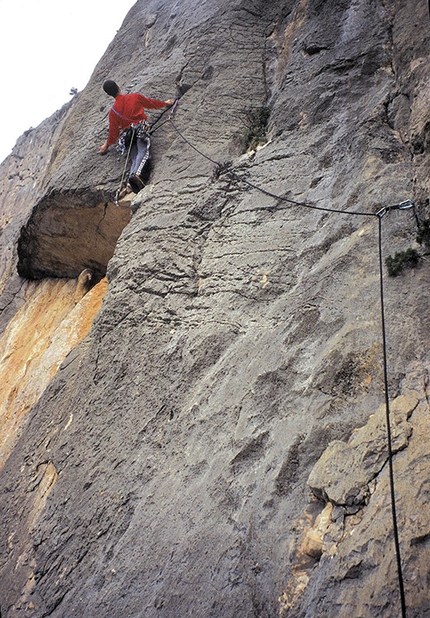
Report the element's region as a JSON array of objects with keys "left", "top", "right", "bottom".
[{"left": 129, "top": 174, "right": 145, "bottom": 193}]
